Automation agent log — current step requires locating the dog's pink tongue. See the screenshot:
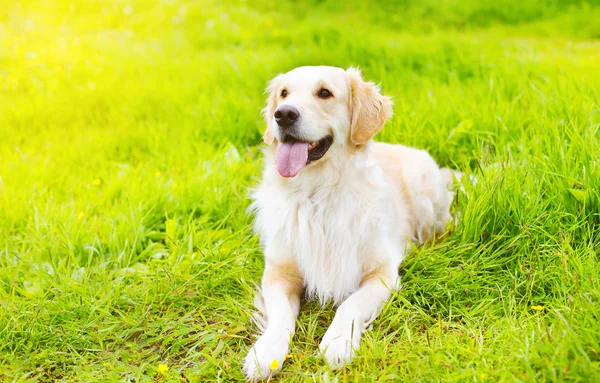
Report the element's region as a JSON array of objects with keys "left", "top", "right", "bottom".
[{"left": 275, "top": 141, "right": 309, "bottom": 178}]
